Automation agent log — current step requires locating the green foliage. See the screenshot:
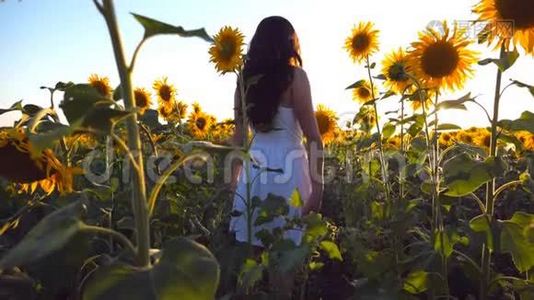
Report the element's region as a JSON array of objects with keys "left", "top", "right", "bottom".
[
  {"left": 0, "top": 201, "right": 86, "bottom": 270},
  {"left": 60, "top": 84, "right": 130, "bottom": 134},
  {"left": 443, "top": 153, "right": 504, "bottom": 197},
  {"left": 403, "top": 270, "right": 428, "bottom": 294},
  {"left": 132, "top": 13, "right": 213, "bottom": 42},
  {"left": 500, "top": 111, "right": 534, "bottom": 133},
  {"left": 500, "top": 212, "right": 534, "bottom": 272},
  {"left": 478, "top": 48, "right": 519, "bottom": 72},
  {"left": 82, "top": 238, "right": 220, "bottom": 300}
]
